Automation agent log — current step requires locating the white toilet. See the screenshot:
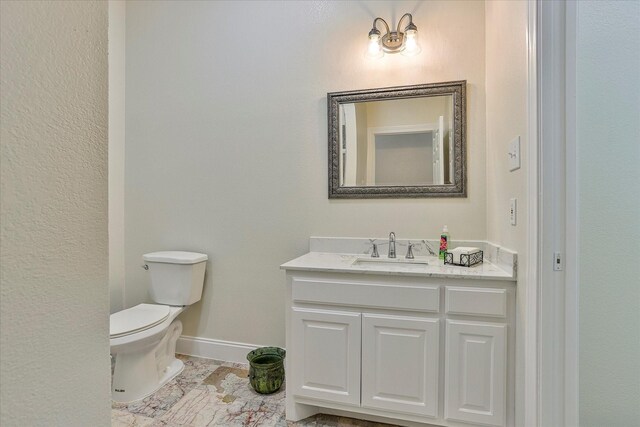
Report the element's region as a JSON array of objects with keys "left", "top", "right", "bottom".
[{"left": 110, "top": 251, "right": 208, "bottom": 403}]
